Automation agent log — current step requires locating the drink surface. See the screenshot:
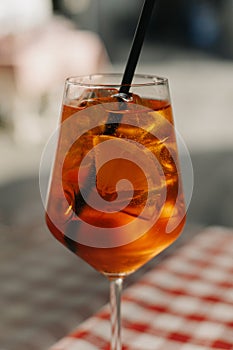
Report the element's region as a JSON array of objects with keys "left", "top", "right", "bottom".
[{"left": 46, "top": 89, "right": 186, "bottom": 278}]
